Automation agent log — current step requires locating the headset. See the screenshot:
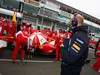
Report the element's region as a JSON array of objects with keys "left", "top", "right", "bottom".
[{"left": 71, "top": 13, "right": 78, "bottom": 28}]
